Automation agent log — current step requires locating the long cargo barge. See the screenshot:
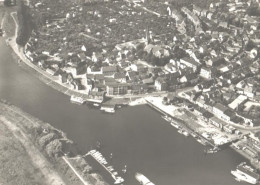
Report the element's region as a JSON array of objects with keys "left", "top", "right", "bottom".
[
  {"left": 231, "top": 162, "right": 260, "bottom": 184},
  {"left": 135, "top": 172, "right": 155, "bottom": 185}
]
